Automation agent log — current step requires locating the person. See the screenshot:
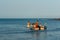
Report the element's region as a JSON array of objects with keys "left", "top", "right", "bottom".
[
  {"left": 35, "top": 20, "right": 39, "bottom": 28},
  {"left": 40, "top": 23, "right": 45, "bottom": 30},
  {"left": 27, "top": 21, "right": 31, "bottom": 28},
  {"left": 31, "top": 23, "right": 35, "bottom": 30},
  {"left": 34, "top": 20, "right": 40, "bottom": 30}
]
